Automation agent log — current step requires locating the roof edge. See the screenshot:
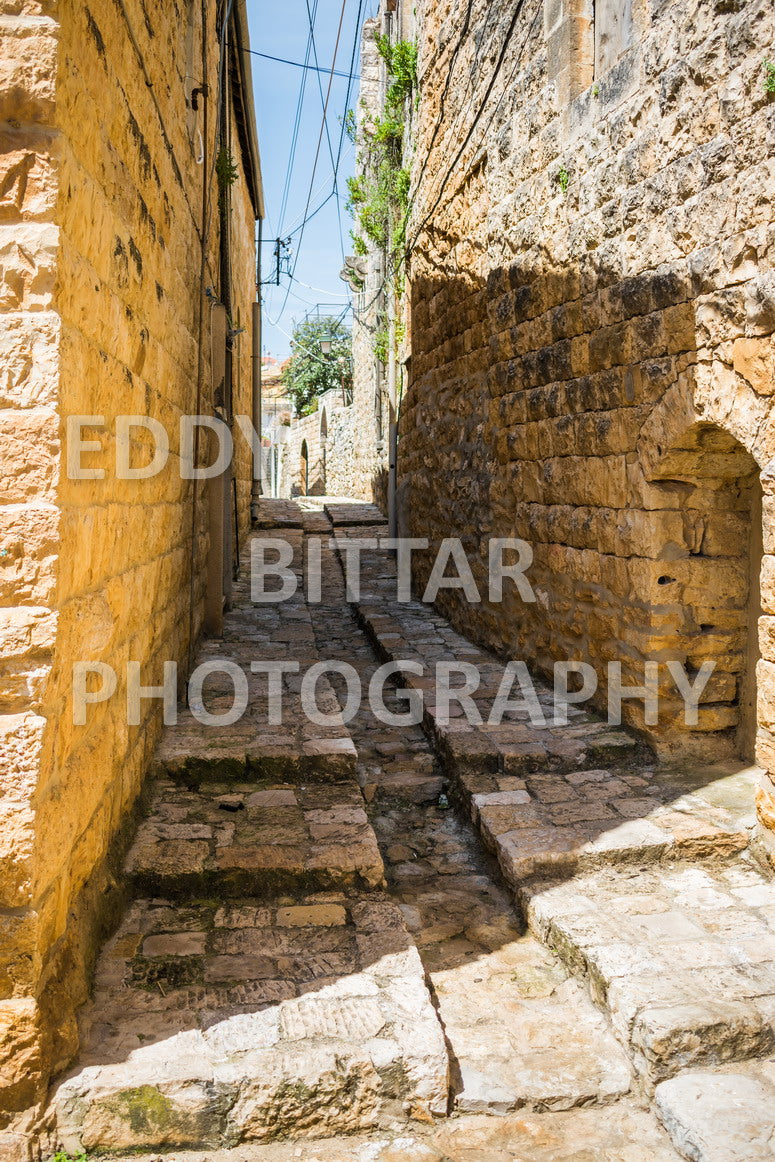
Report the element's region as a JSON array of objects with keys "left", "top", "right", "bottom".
[{"left": 230, "top": 0, "right": 265, "bottom": 220}]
